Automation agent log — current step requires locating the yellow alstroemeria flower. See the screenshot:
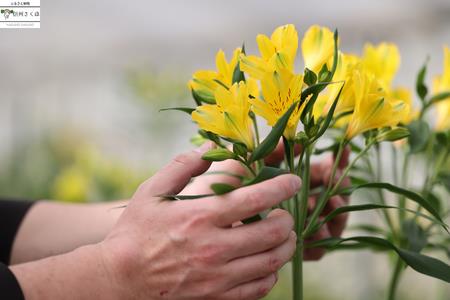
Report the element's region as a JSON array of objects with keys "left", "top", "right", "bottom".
[
  {"left": 345, "top": 70, "right": 410, "bottom": 140},
  {"left": 189, "top": 48, "right": 242, "bottom": 103},
  {"left": 362, "top": 42, "right": 400, "bottom": 89},
  {"left": 390, "top": 87, "right": 418, "bottom": 125},
  {"left": 192, "top": 81, "right": 255, "bottom": 150},
  {"left": 312, "top": 52, "right": 361, "bottom": 124},
  {"left": 250, "top": 68, "right": 304, "bottom": 139},
  {"left": 240, "top": 24, "right": 298, "bottom": 79},
  {"left": 301, "top": 25, "right": 335, "bottom": 74},
  {"left": 433, "top": 46, "right": 450, "bottom": 131}
]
